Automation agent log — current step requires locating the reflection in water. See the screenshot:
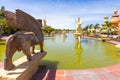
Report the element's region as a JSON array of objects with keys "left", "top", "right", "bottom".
[
  {"left": 51, "top": 37, "right": 55, "bottom": 43},
  {"left": 0, "top": 41, "right": 5, "bottom": 61},
  {"left": 62, "top": 35, "right": 67, "bottom": 43},
  {"left": 81, "top": 39, "right": 89, "bottom": 44},
  {"left": 75, "top": 35, "right": 81, "bottom": 42},
  {"left": 74, "top": 40, "right": 83, "bottom": 64}
]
